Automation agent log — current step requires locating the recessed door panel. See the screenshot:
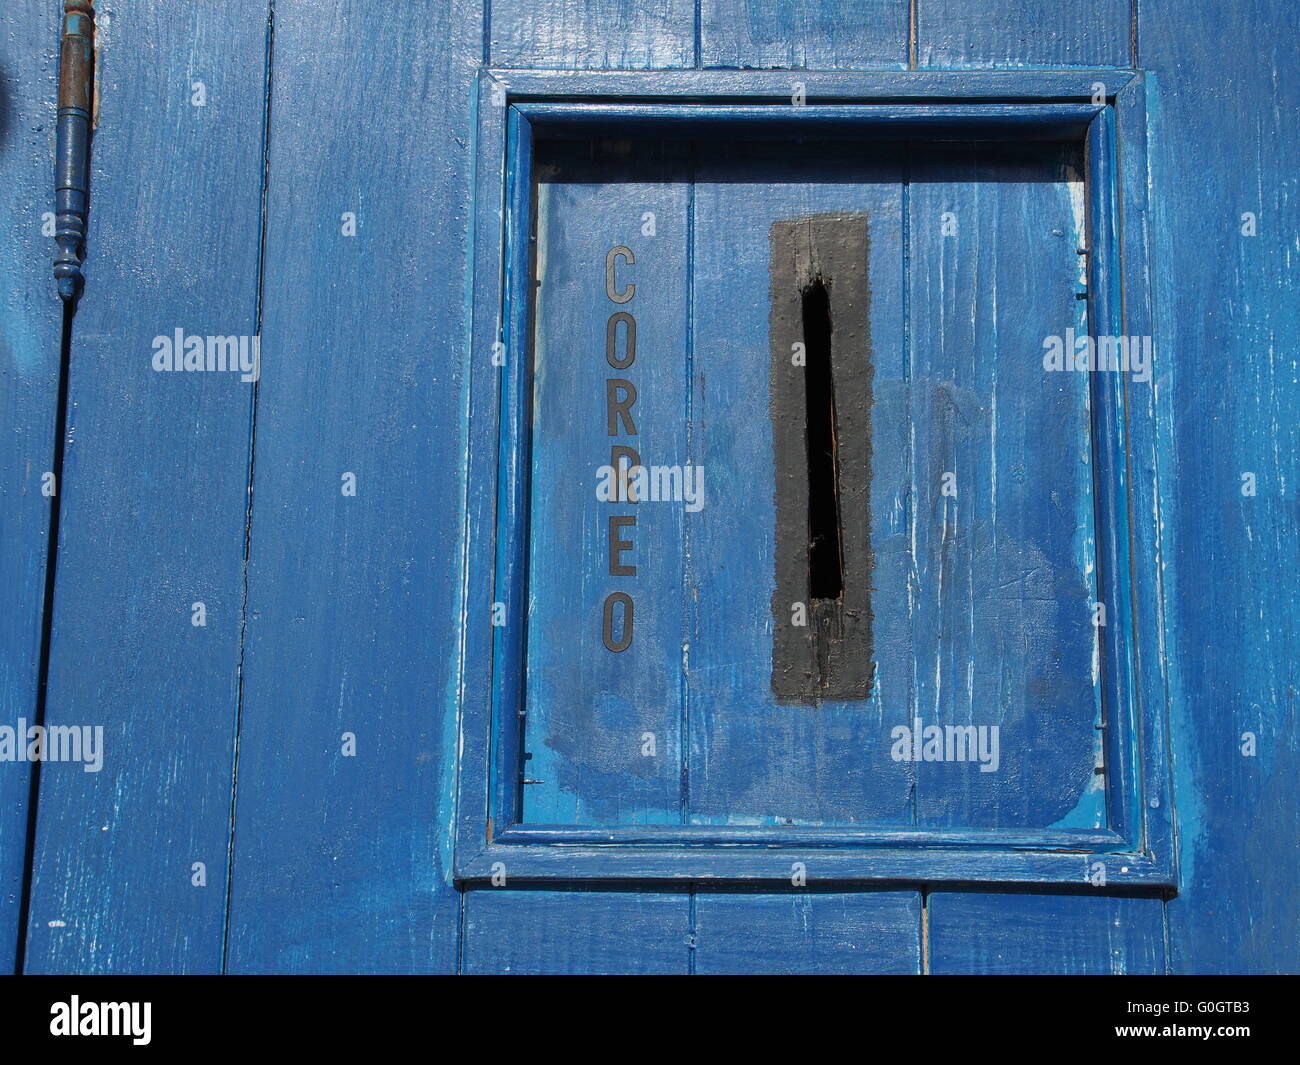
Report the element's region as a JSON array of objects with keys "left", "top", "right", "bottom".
[{"left": 521, "top": 133, "right": 1102, "bottom": 832}]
